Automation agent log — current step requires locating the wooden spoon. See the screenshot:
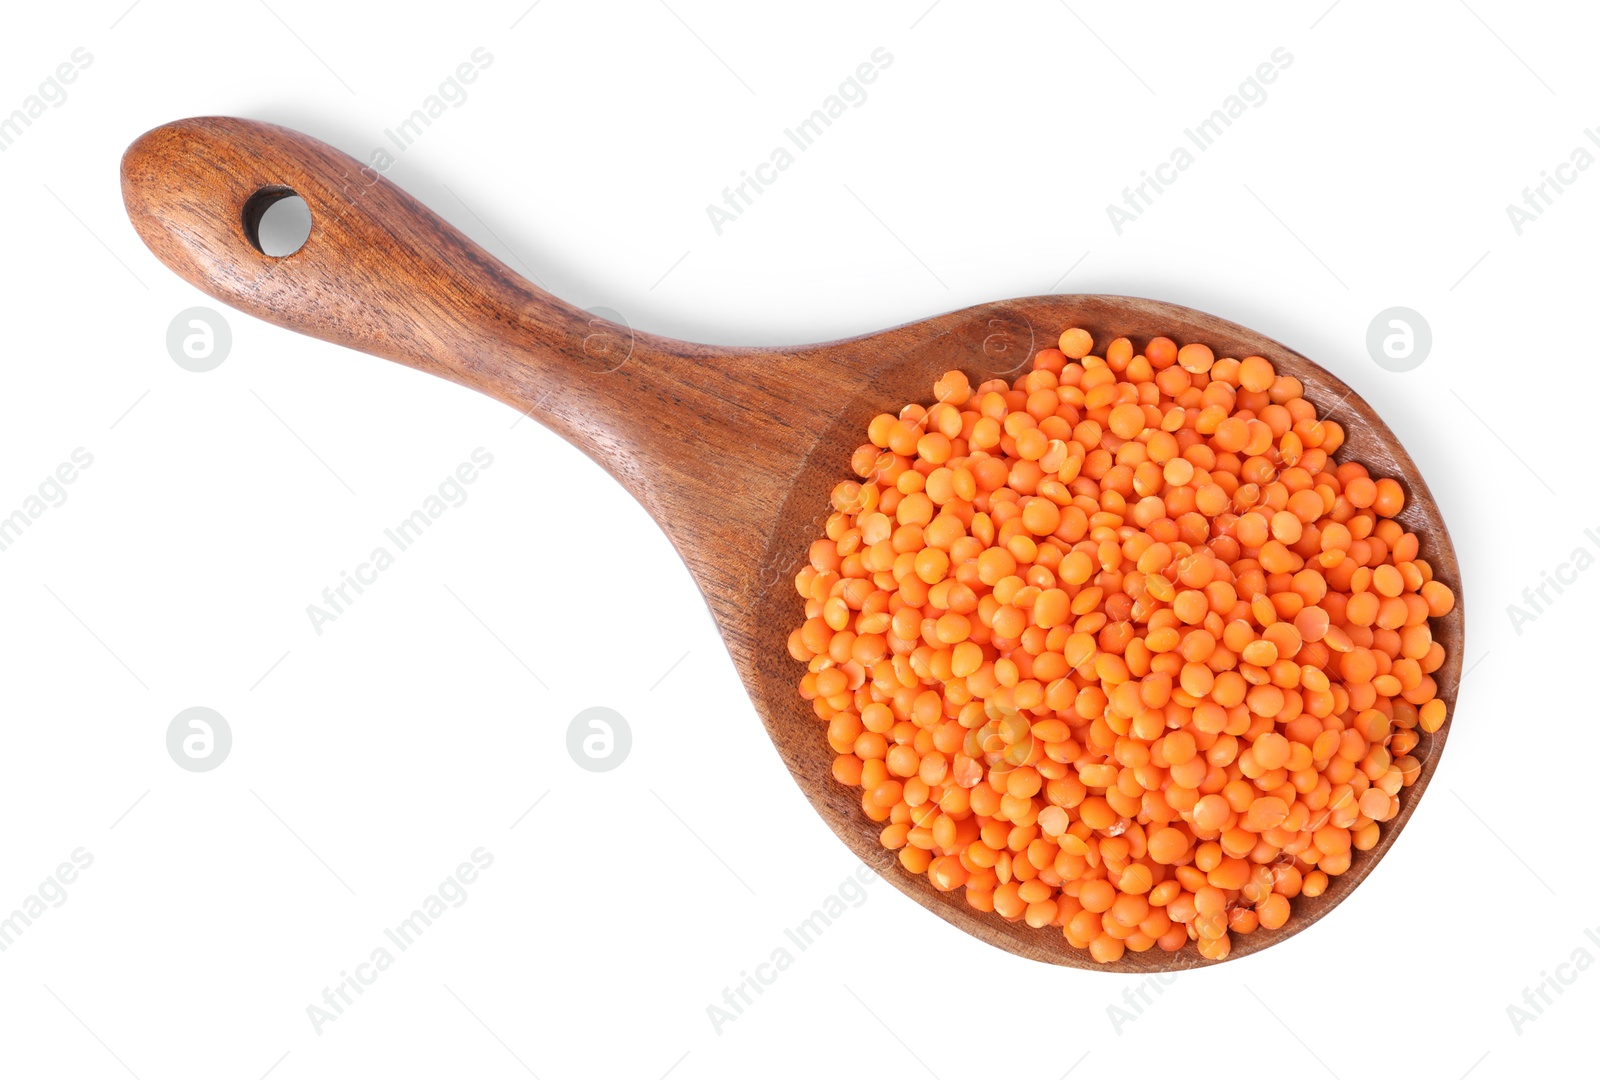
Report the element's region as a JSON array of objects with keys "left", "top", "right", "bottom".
[{"left": 121, "top": 117, "right": 1464, "bottom": 970}]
